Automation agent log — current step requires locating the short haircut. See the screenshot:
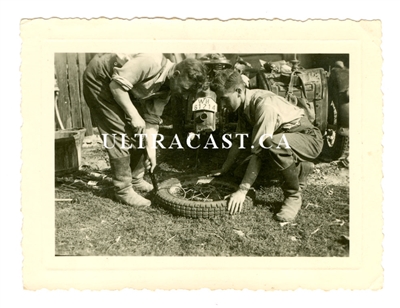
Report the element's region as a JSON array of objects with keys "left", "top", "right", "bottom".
[
  {"left": 176, "top": 58, "right": 208, "bottom": 85},
  {"left": 210, "top": 69, "right": 243, "bottom": 95}
]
